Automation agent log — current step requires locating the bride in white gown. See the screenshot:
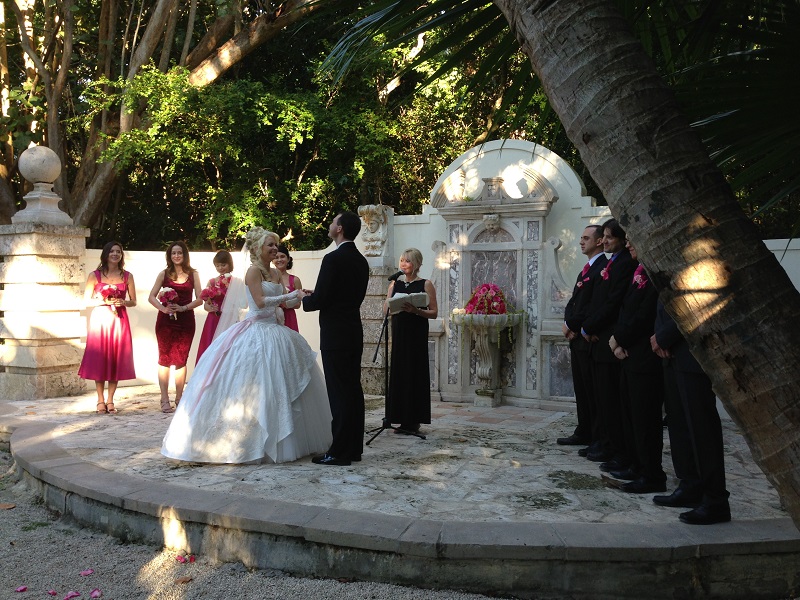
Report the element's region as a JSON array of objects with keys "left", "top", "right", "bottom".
[{"left": 161, "top": 227, "right": 332, "bottom": 464}]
